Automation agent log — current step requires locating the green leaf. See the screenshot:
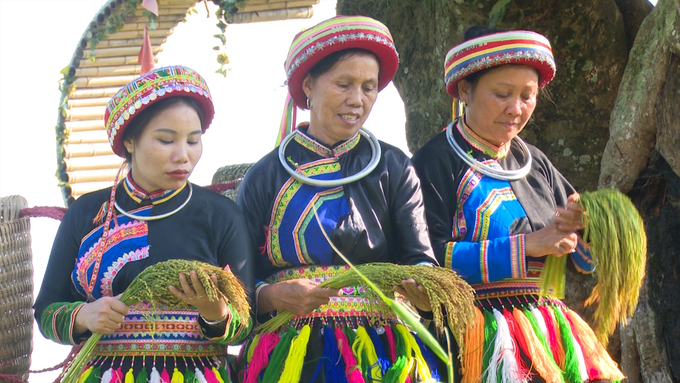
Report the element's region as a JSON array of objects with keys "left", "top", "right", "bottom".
[
  {"left": 216, "top": 53, "right": 229, "bottom": 65},
  {"left": 214, "top": 33, "right": 227, "bottom": 45},
  {"left": 59, "top": 65, "right": 70, "bottom": 76},
  {"left": 489, "top": 0, "right": 512, "bottom": 27},
  {"left": 191, "top": 7, "right": 198, "bottom": 14}
]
